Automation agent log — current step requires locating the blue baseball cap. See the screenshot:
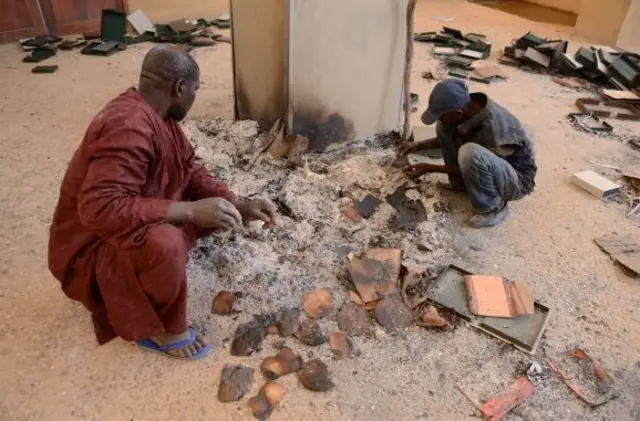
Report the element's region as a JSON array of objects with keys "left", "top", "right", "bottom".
[{"left": 421, "top": 79, "right": 471, "bottom": 125}]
